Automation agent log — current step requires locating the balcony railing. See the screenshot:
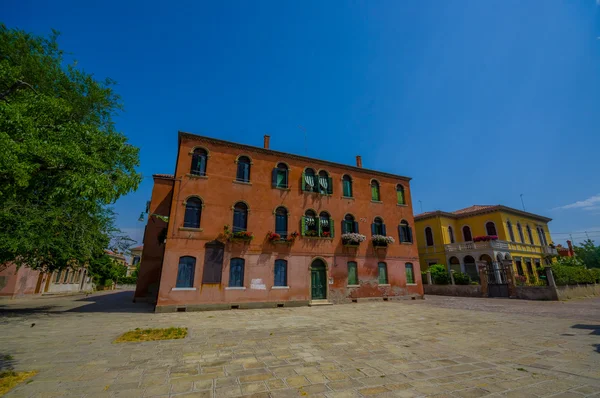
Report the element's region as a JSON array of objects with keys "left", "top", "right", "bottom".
[{"left": 444, "top": 240, "right": 557, "bottom": 255}]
